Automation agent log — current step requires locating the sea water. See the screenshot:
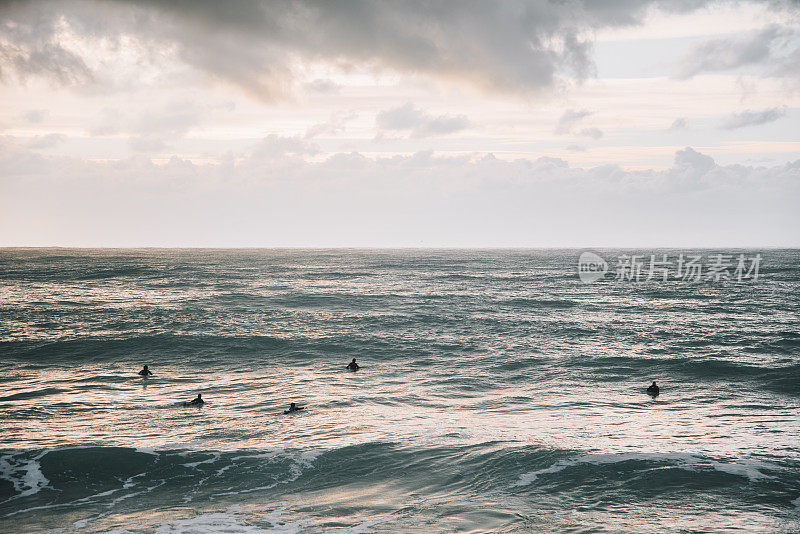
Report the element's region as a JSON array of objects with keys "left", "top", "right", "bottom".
[{"left": 0, "top": 248, "right": 798, "bottom": 533}]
